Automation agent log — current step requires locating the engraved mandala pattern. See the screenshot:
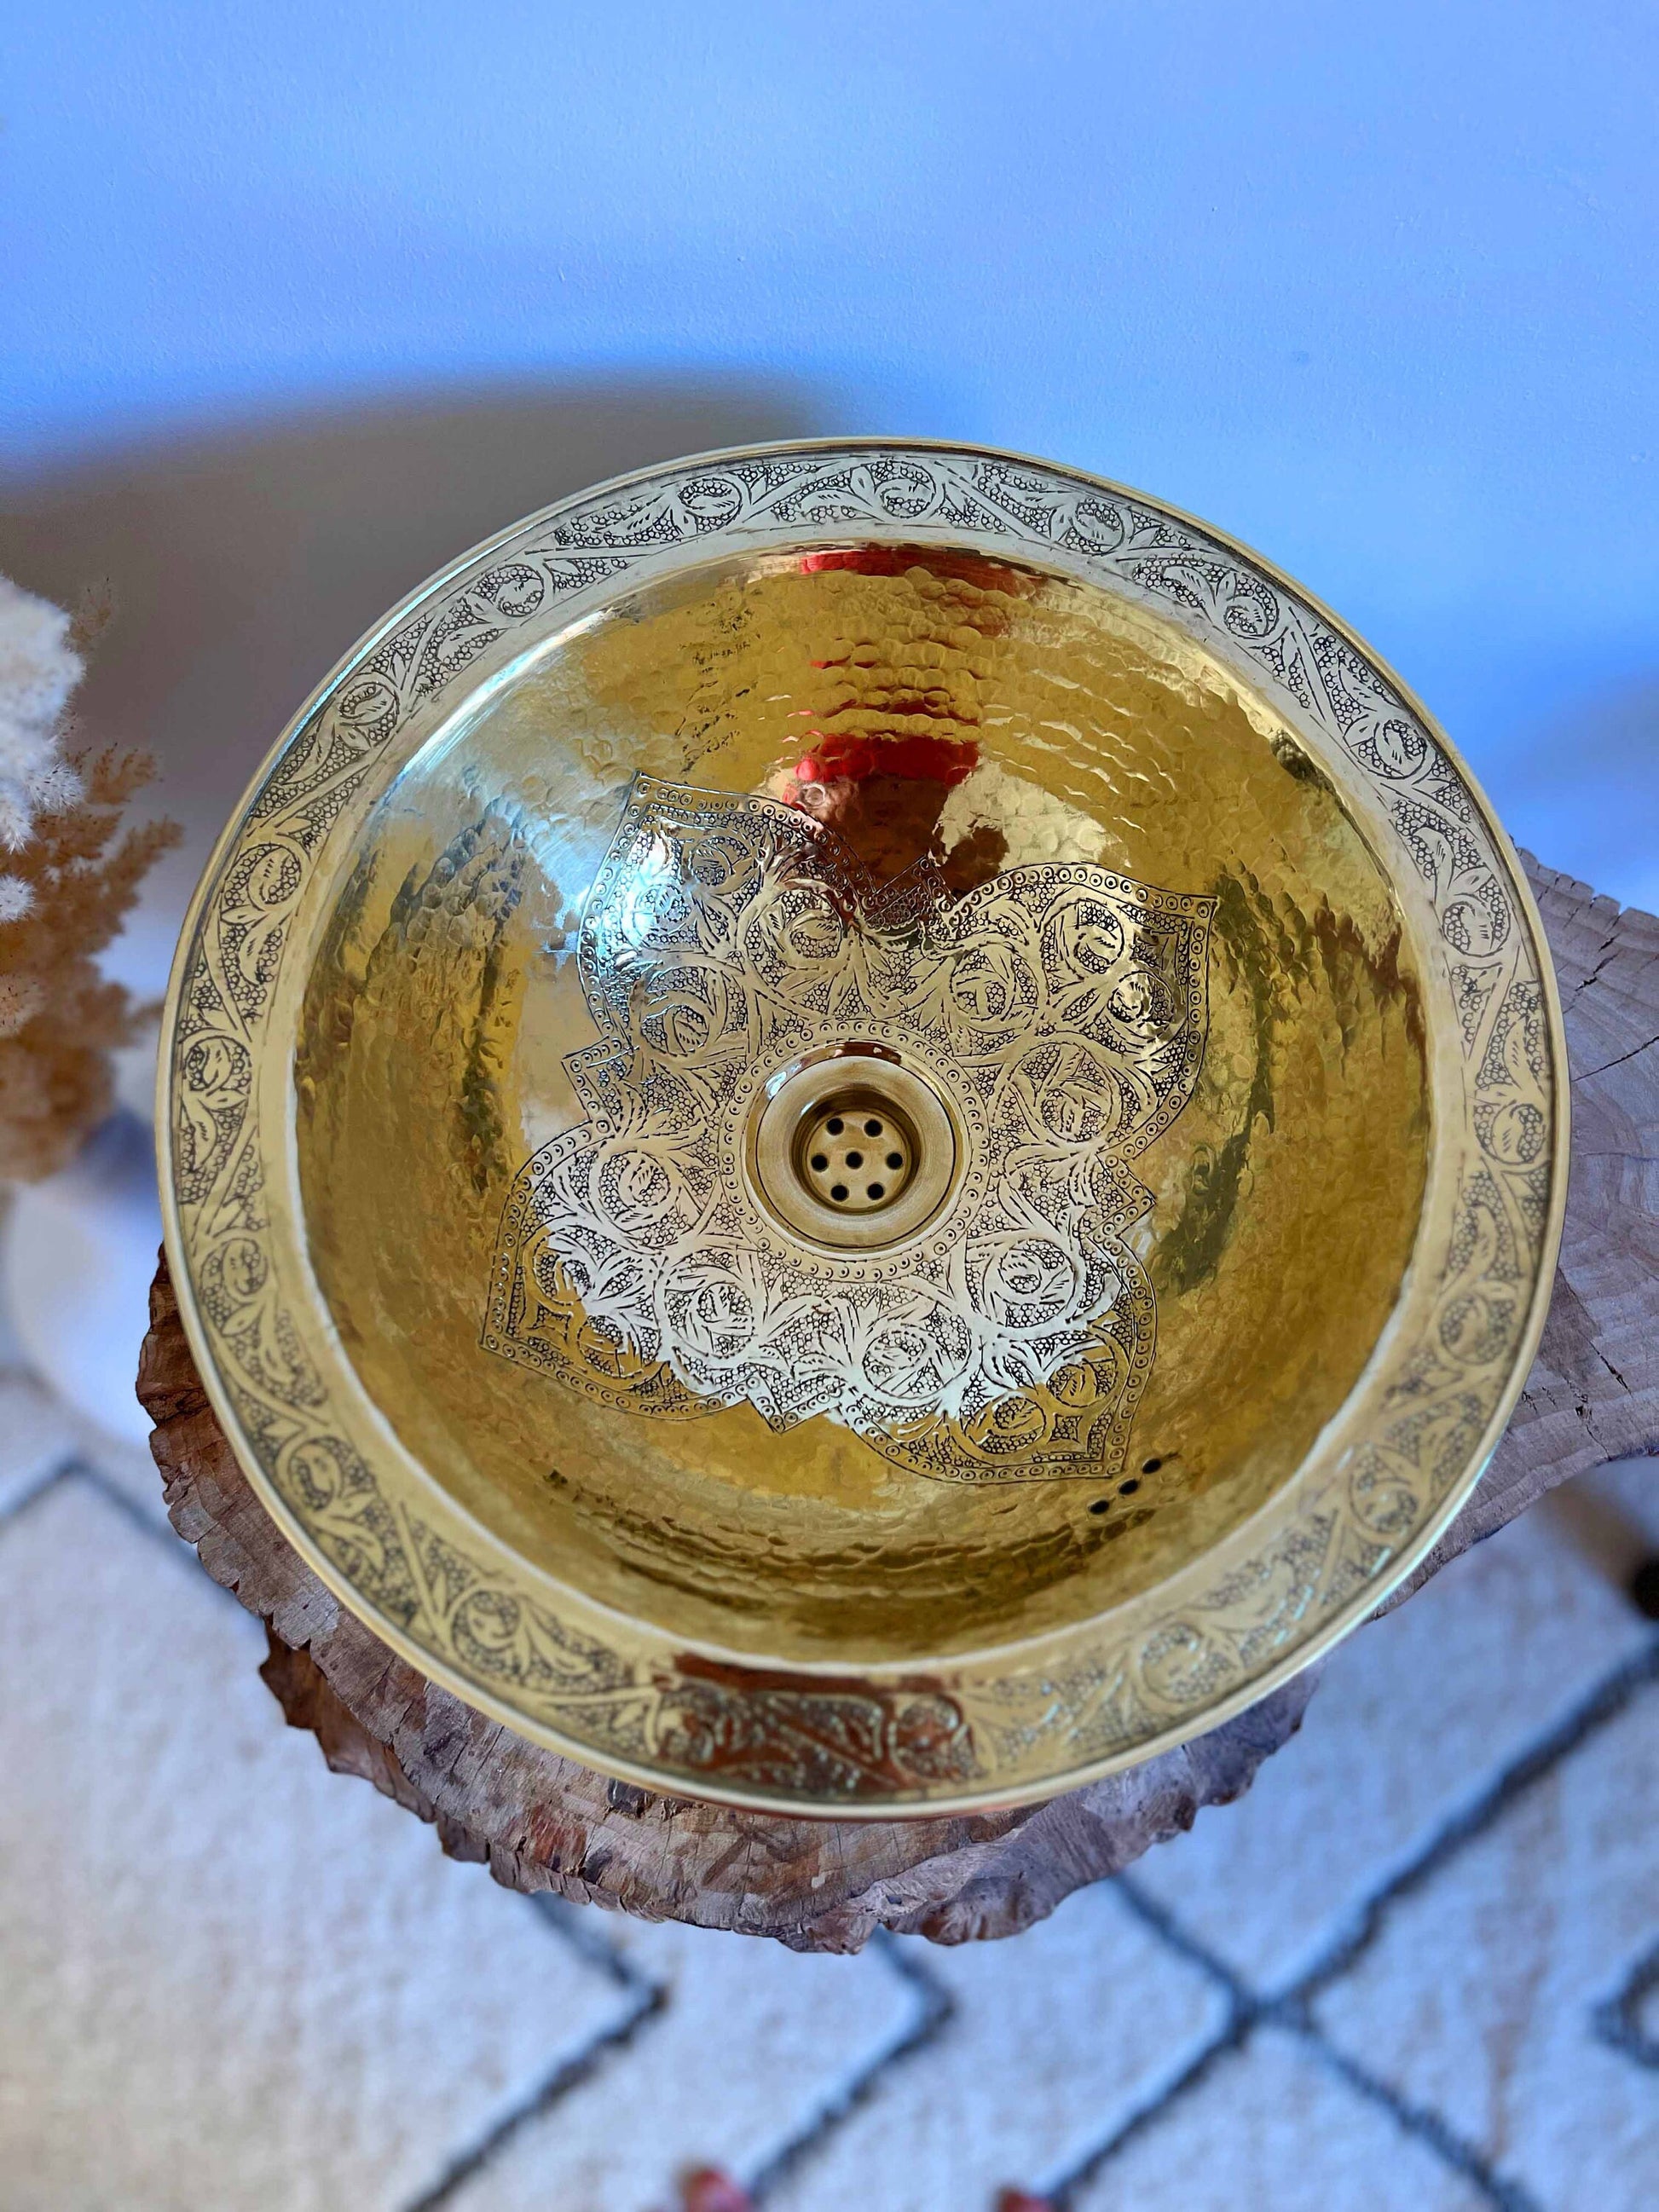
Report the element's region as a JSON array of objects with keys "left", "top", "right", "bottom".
[{"left": 482, "top": 777, "right": 1212, "bottom": 1481}]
